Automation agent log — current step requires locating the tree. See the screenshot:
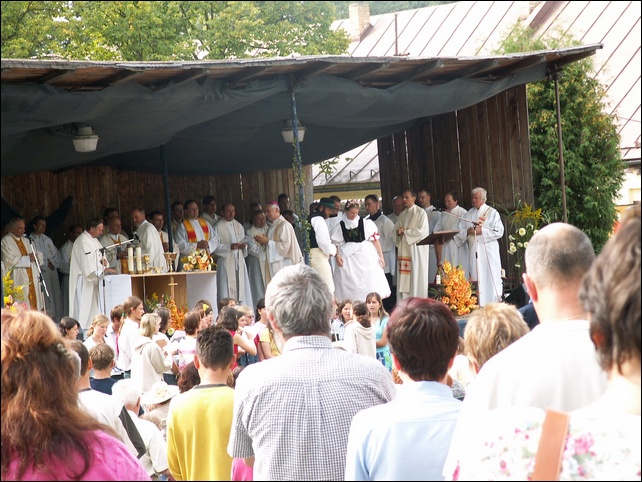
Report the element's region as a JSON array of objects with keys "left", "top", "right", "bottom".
[
  {"left": 497, "top": 26, "right": 624, "bottom": 253},
  {"left": 1, "top": 1, "right": 349, "bottom": 61},
  {"left": 1, "top": 1, "right": 66, "bottom": 58}
]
